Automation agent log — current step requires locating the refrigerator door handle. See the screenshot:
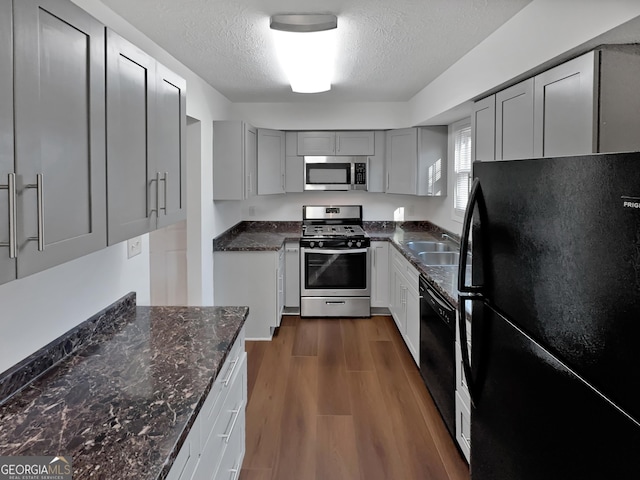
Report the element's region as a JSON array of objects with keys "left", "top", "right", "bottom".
[
  {"left": 458, "top": 177, "right": 483, "bottom": 295},
  {"left": 457, "top": 296, "right": 476, "bottom": 406}
]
